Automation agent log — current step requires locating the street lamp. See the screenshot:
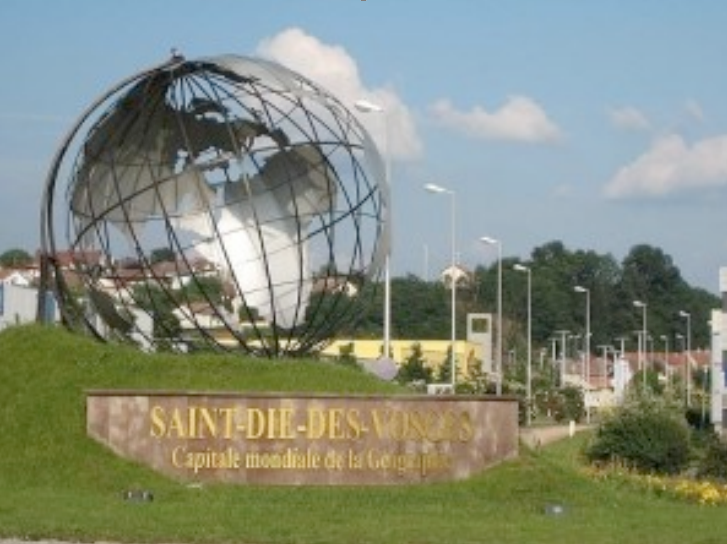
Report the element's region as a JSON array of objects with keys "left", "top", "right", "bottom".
[
  {"left": 554, "top": 329, "right": 570, "bottom": 387},
  {"left": 660, "top": 334, "right": 670, "bottom": 389},
  {"left": 598, "top": 344, "right": 613, "bottom": 368},
  {"left": 675, "top": 332, "right": 685, "bottom": 401},
  {"left": 569, "top": 334, "right": 582, "bottom": 361},
  {"left": 513, "top": 263, "right": 532, "bottom": 425},
  {"left": 647, "top": 335, "right": 654, "bottom": 369},
  {"left": 574, "top": 285, "right": 590, "bottom": 422},
  {"left": 355, "top": 99, "right": 392, "bottom": 364},
  {"left": 614, "top": 336, "right": 627, "bottom": 360},
  {"left": 480, "top": 236, "right": 502, "bottom": 395},
  {"left": 675, "top": 333, "right": 685, "bottom": 353},
  {"left": 424, "top": 182, "right": 457, "bottom": 388},
  {"left": 679, "top": 310, "right": 692, "bottom": 406},
  {"left": 574, "top": 286, "right": 590, "bottom": 386},
  {"left": 633, "top": 300, "right": 647, "bottom": 386}
]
